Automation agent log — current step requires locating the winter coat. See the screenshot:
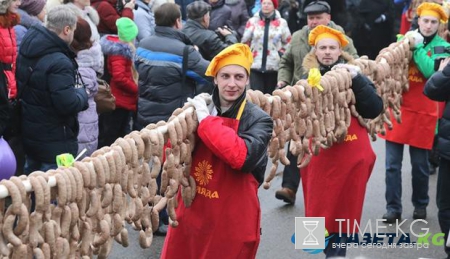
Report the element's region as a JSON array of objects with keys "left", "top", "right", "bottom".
[
  {"left": 14, "top": 9, "right": 43, "bottom": 50},
  {"left": 0, "top": 13, "right": 19, "bottom": 99},
  {"left": 424, "top": 63, "right": 450, "bottom": 160},
  {"left": 225, "top": 0, "right": 249, "bottom": 38},
  {"left": 278, "top": 21, "right": 358, "bottom": 85},
  {"left": 182, "top": 19, "right": 238, "bottom": 61},
  {"left": 135, "top": 26, "right": 212, "bottom": 127},
  {"left": 17, "top": 25, "right": 89, "bottom": 163},
  {"left": 134, "top": 0, "right": 155, "bottom": 43},
  {"left": 241, "top": 10, "right": 291, "bottom": 72},
  {"left": 100, "top": 35, "right": 138, "bottom": 112},
  {"left": 91, "top": 0, "right": 134, "bottom": 35},
  {"left": 208, "top": 0, "right": 233, "bottom": 31},
  {"left": 303, "top": 51, "right": 383, "bottom": 119},
  {"left": 66, "top": 3, "right": 101, "bottom": 42},
  {"left": 76, "top": 42, "right": 103, "bottom": 157}
]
